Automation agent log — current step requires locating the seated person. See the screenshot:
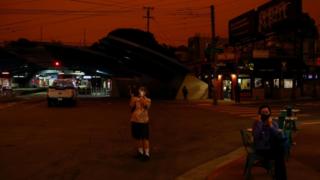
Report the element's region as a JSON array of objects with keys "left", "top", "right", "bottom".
[{"left": 252, "top": 104, "right": 287, "bottom": 180}]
